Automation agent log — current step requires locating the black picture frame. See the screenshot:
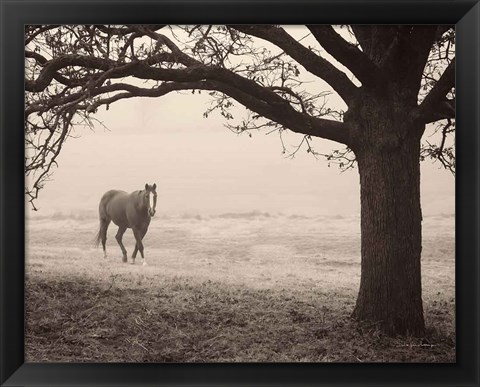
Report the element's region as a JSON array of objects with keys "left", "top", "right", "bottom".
[{"left": 1, "top": 0, "right": 479, "bottom": 386}]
